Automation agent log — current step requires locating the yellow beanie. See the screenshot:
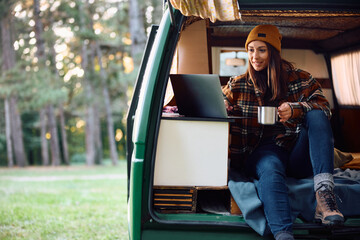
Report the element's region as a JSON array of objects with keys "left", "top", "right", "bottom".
[{"left": 245, "top": 25, "right": 282, "bottom": 53}]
